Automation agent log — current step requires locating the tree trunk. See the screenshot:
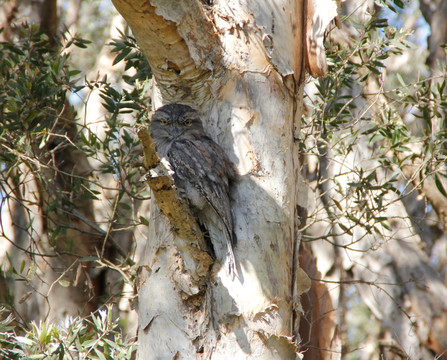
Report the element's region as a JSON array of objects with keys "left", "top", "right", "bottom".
[{"left": 110, "top": 0, "right": 336, "bottom": 358}]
